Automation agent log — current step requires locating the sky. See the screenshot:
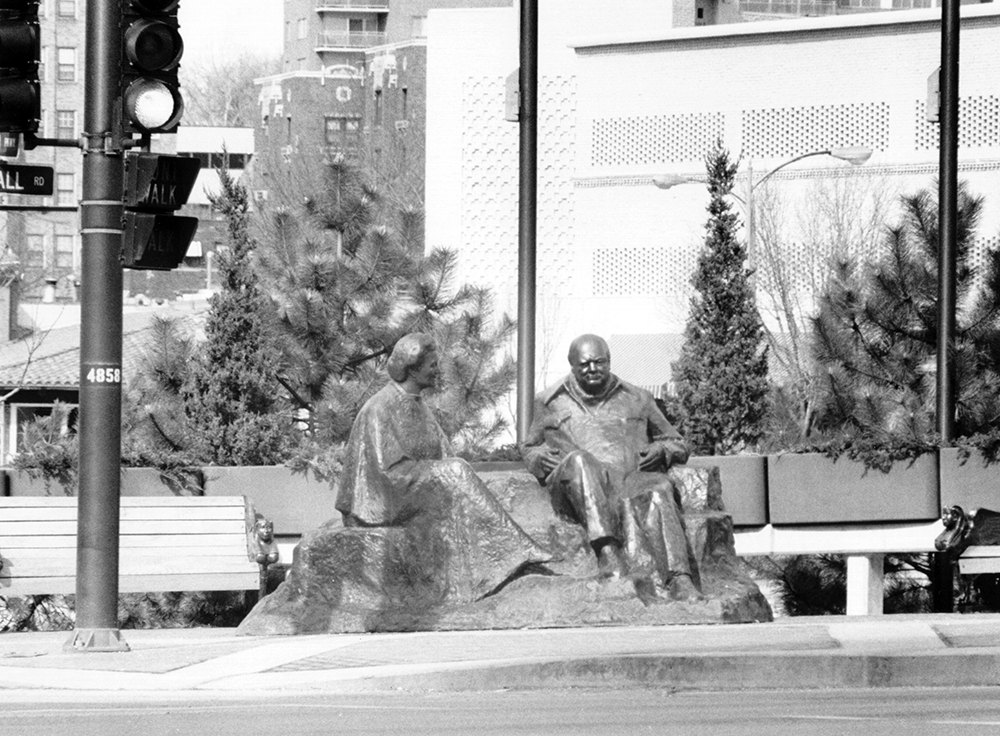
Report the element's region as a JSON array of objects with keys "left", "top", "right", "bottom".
[{"left": 178, "top": 1, "right": 284, "bottom": 69}]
